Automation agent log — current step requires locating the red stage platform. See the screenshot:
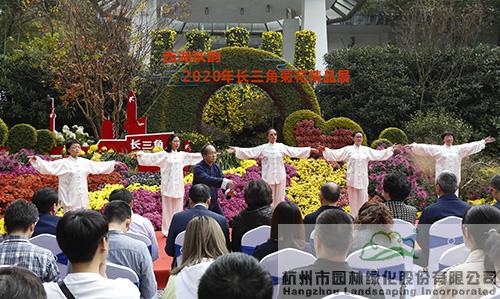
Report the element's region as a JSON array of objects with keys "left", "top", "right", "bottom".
[{"left": 153, "top": 232, "right": 172, "bottom": 289}]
